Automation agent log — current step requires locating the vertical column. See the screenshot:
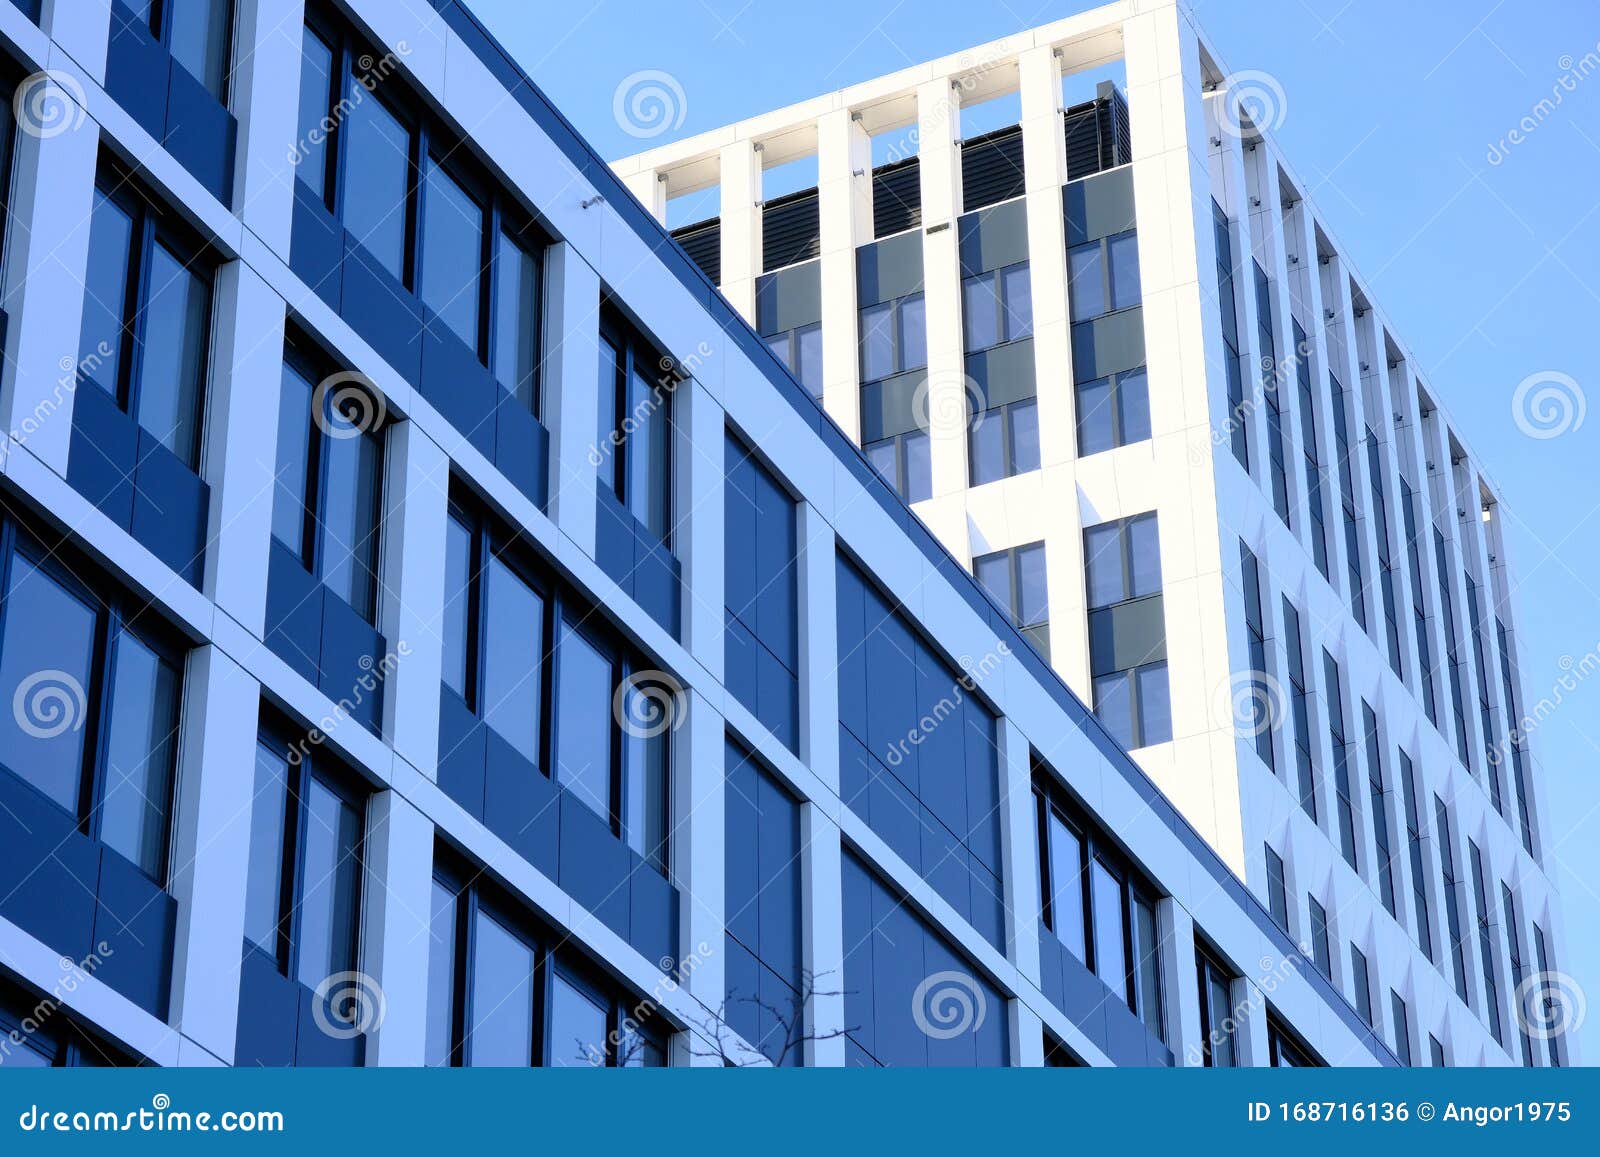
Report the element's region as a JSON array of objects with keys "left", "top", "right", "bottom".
[
  {"left": 381, "top": 420, "right": 450, "bottom": 776},
  {"left": 817, "top": 109, "right": 872, "bottom": 441},
  {"left": 997, "top": 717, "right": 1040, "bottom": 985},
  {"left": 205, "top": 262, "right": 284, "bottom": 637},
  {"left": 1018, "top": 46, "right": 1072, "bottom": 467},
  {"left": 1236, "top": 977, "right": 1271, "bottom": 1066},
  {"left": 0, "top": 81, "right": 97, "bottom": 478},
  {"left": 801, "top": 806, "right": 846, "bottom": 1067},
  {"left": 621, "top": 169, "right": 667, "bottom": 224},
  {"left": 232, "top": 0, "right": 306, "bottom": 257},
  {"left": 681, "top": 379, "right": 725, "bottom": 678},
  {"left": 168, "top": 647, "right": 261, "bottom": 1062},
  {"left": 542, "top": 242, "right": 601, "bottom": 556},
  {"left": 916, "top": 78, "right": 967, "bottom": 503},
  {"left": 797, "top": 502, "right": 838, "bottom": 785},
  {"left": 719, "top": 140, "right": 762, "bottom": 321},
  {"left": 1161, "top": 903, "right": 1204, "bottom": 1065},
  {"left": 1010, "top": 1001, "right": 1045, "bottom": 1067},
  {"left": 673, "top": 690, "right": 725, "bottom": 1066},
  {"left": 361, "top": 790, "right": 435, "bottom": 1066},
  {"left": 42, "top": 0, "right": 111, "bottom": 82}
]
